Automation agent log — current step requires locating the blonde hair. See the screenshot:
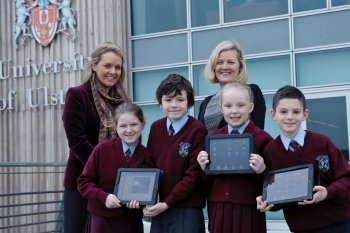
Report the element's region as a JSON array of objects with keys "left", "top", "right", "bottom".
[
  {"left": 220, "top": 82, "right": 254, "bottom": 104},
  {"left": 204, "top": 40, "right": 248, "bottom": 84},
  {"left": 81, "top": 42, "right": 126, "bottom": 84}
]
